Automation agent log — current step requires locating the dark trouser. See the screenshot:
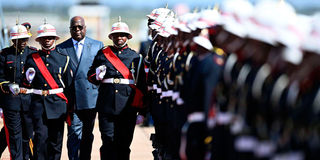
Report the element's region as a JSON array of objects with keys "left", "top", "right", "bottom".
[
  {"left": 22, "top": 110, "right": 34, "bottom": 160},
  {"left": 32, "top": 108, "right": 65, "bottom": 160},
  {"left": 186, "top": 122, "right": 206, "bottom": 160},
  {"left": 0, "top": 110, "right": 34, "bottom": 160},
  {"left": 77, "top": 109, "right": 96, "bottom": 160},
  {"left": 150, "top": 94, "right": 169, "bottom": 156},
  {"left": 211, "top": 125, "right": 236, "bottom": 160},
  {"left": 3, "top": 109, "right": 23, "bottom": 160},
  {"left": 0, "top": 126, "right": 7, "bottom": 158},
  {"left": 99, "top": 106, "right": 137, "bottom": 160},
  {"left": 67, "top": 113, "right": 82, "bottom": 160},
  {"left": 168, "top": 104, "right": 187, "bottom": 159}
]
